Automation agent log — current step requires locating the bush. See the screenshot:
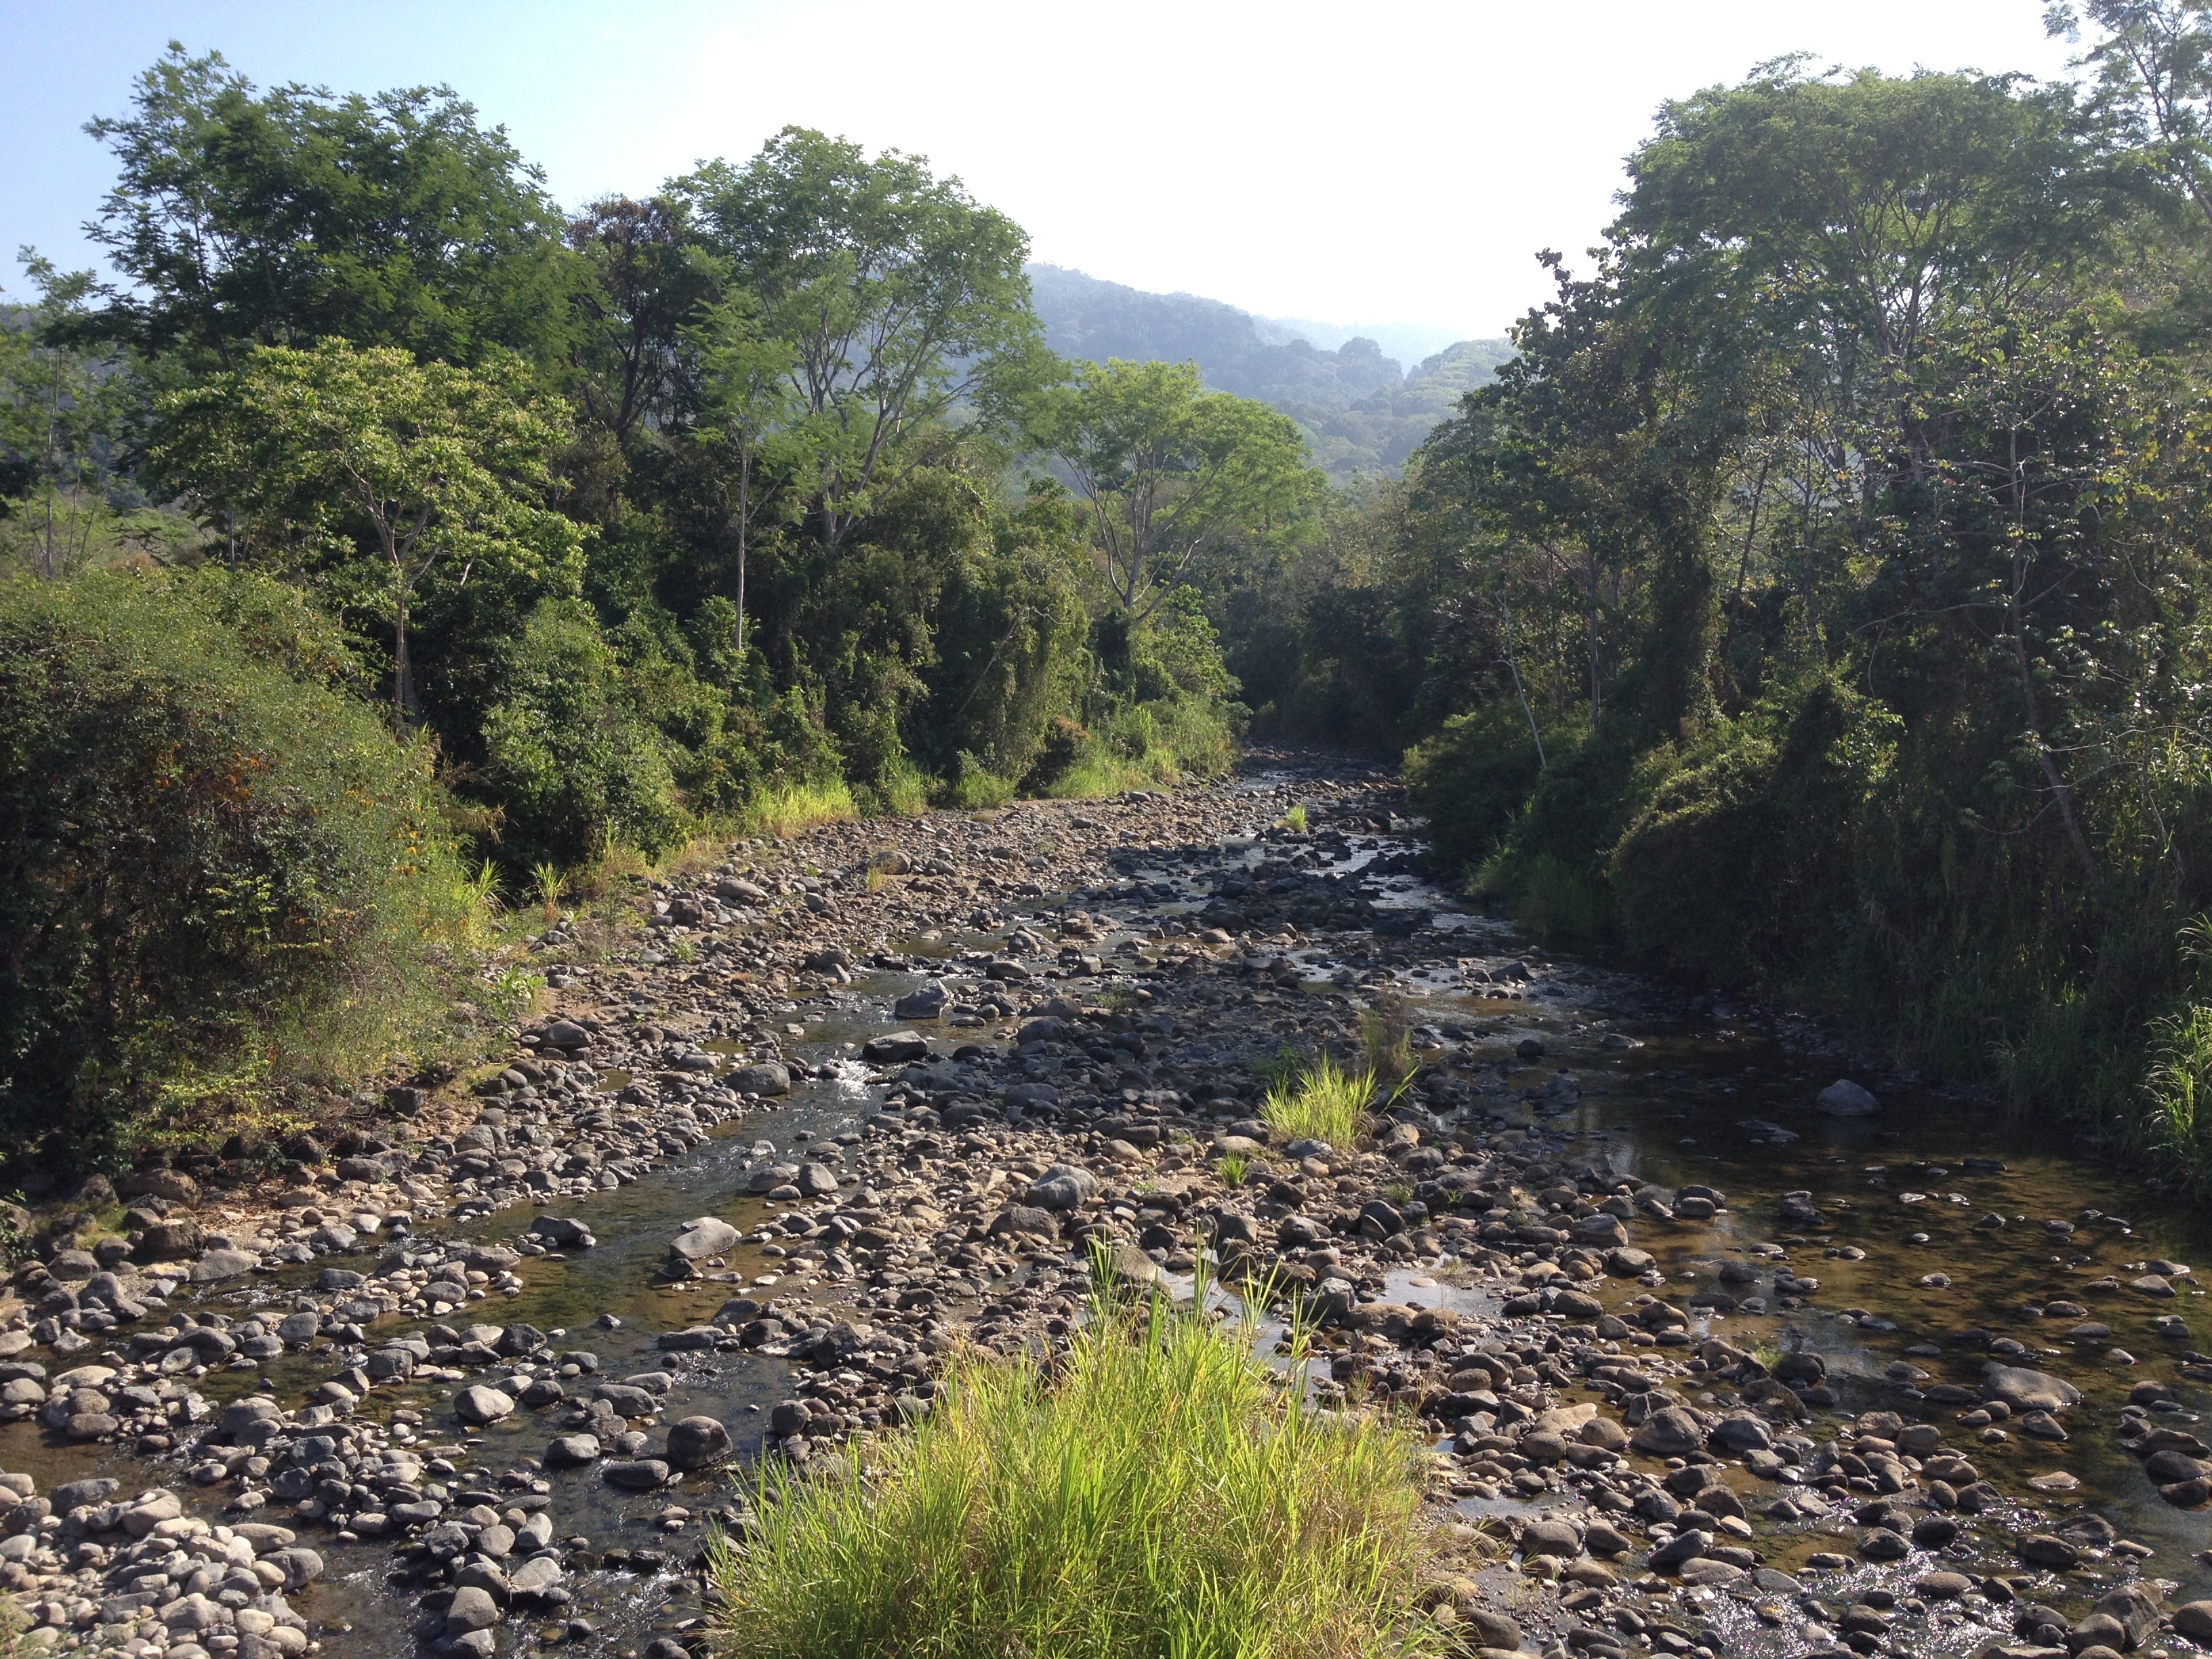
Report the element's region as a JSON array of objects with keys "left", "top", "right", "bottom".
[
  {"left": 0, "top": 569, "right": 478, "bottom": 1153},
  {"left": 709, "top": 1275, "right": 1439, "bottom": 1659},
  {"left": 478, "top": 599, "right": 689, "bottom": 869},
  {"left": 1403, "top": 703, "right": 1554, "bottom": 874},
  {"left": 1607, "top": 676, "right": 1897, "bottom": 983}
]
